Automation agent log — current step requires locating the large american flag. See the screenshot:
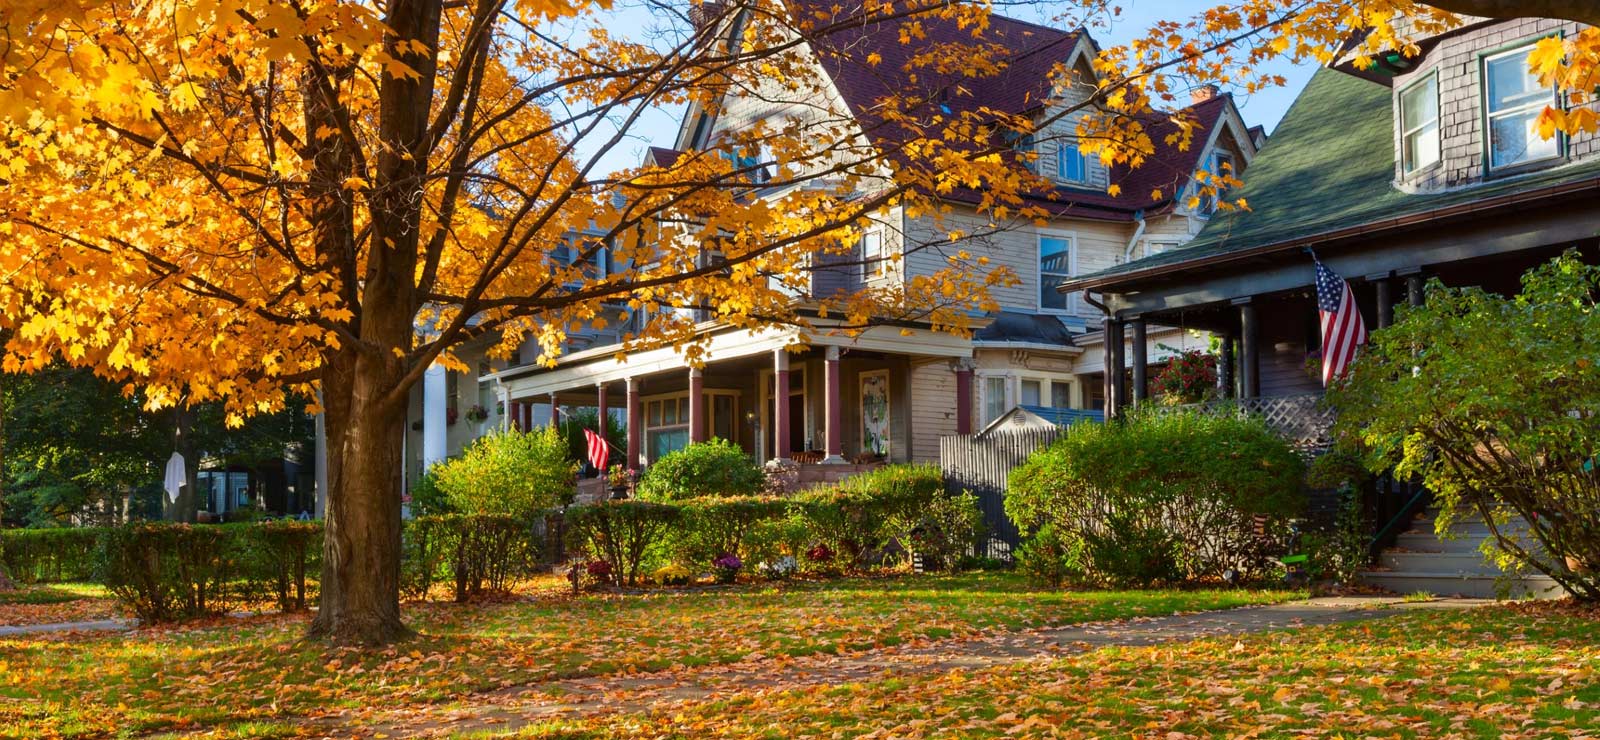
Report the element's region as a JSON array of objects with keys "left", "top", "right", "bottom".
[{"left": 1315, "top": 260, "right": 1368, "bottom": 385}]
